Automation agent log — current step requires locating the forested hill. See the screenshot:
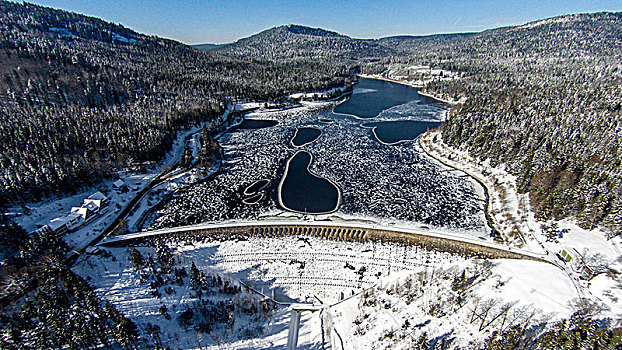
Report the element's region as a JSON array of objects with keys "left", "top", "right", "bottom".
[
  {"left": 215, "top": 24, "right": 395, "bottom": 63},
  {"left": 382, "top": 12, "right": 622, "bottom": 234},
  {"left": 0, "top": 2, "right": 348, "bottom": 203},
  {"left": 192, "top": 43, "right": 224, "bottom": 51},
  {"left": 373, "top": 33, "right": 475, "bottom": 54},
  {"left": 214, "top": 24, "right": 479, "bottom": 70}
]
